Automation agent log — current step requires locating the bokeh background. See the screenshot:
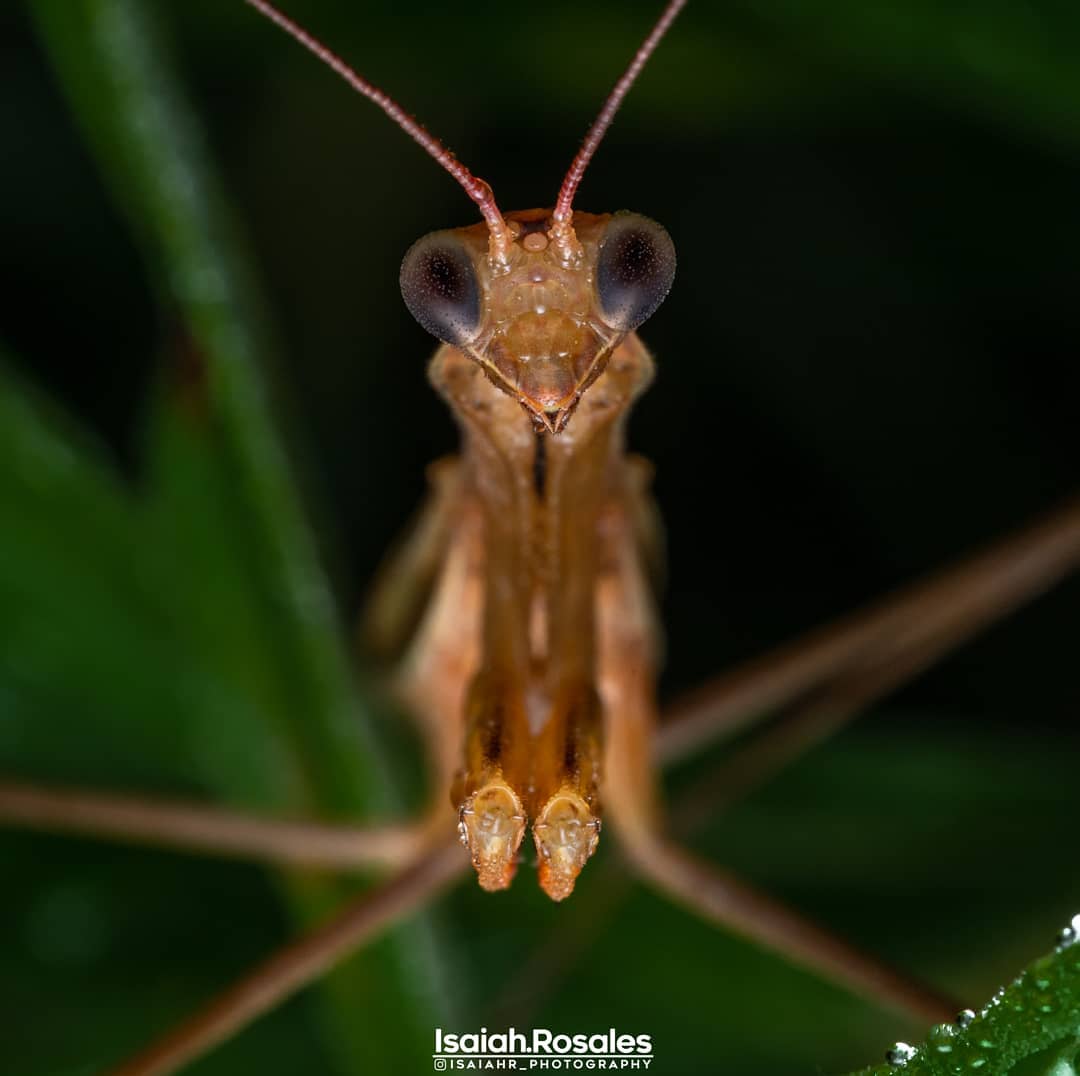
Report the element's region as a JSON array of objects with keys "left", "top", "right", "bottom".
[{"left": 1, "top": 1, "right": 1079, "bottom": 1073}]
